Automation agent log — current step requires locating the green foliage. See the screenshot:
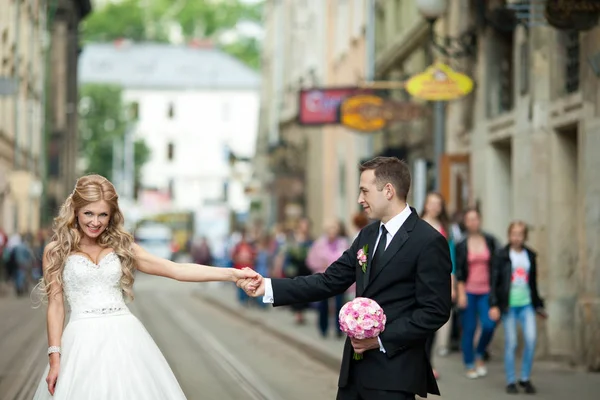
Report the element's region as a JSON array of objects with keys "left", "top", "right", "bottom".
[
  {"left": 165, "top": 0, "right": 262, "bottom": 38},
  {"left": 222, "top": 36, "right": 261, "bottom": 70},
  {"left": 82, "top": 0, "right": 264, "bottom": 69},
  {"left": 82, "top": 0, "right": 169, "bottom": 43},
  {"left": 79, "top": 84, "right": 151, "bottom": 193}
]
